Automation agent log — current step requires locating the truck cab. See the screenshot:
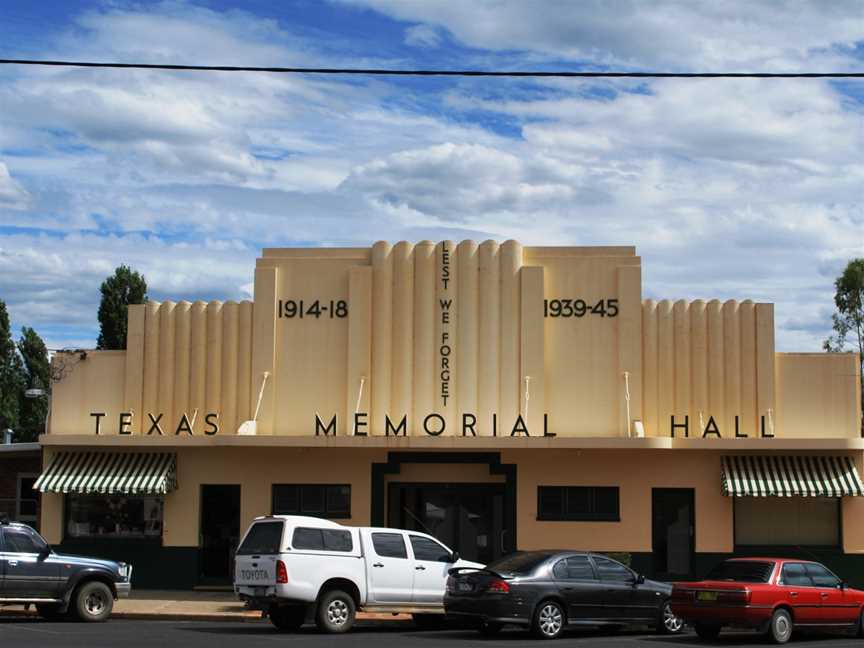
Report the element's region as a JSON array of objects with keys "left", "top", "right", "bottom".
[{"left": 234, "top": 515, "right": 482, "bottom": 633}]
